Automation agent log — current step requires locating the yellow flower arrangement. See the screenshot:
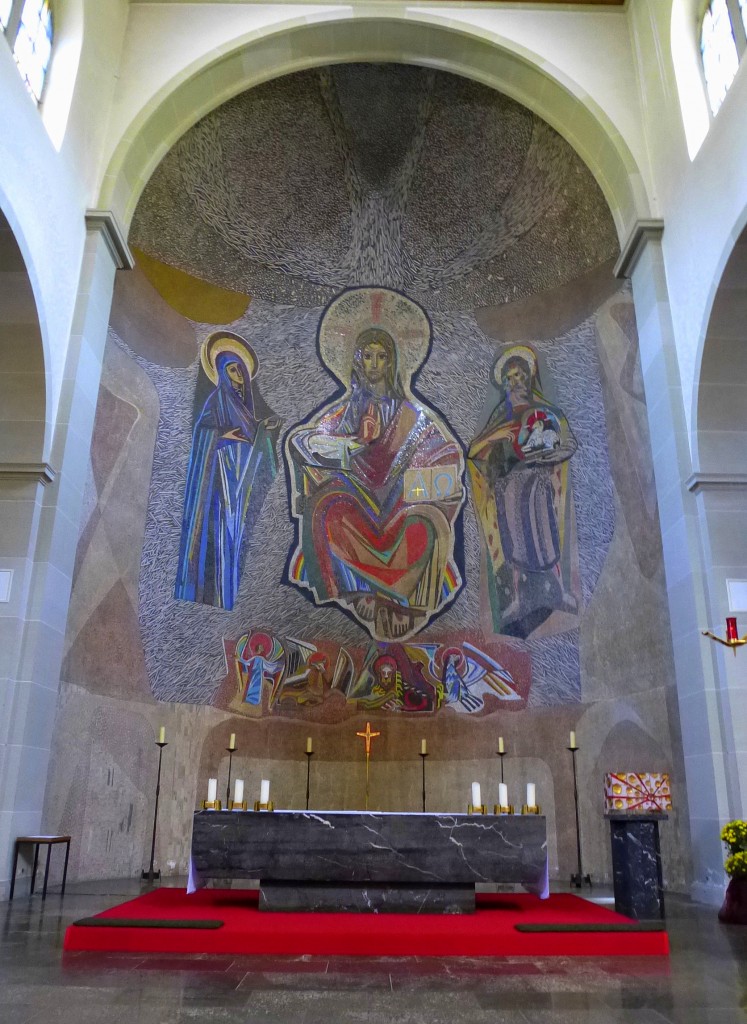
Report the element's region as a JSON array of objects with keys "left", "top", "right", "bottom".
[{"left": 721, "top": 819, "right": 747, "bottom": 877}]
